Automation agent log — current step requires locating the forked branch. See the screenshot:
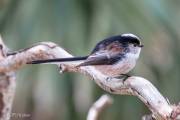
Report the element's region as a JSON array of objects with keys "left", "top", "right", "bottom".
[{"left": 0, "top": 36, "right": 179, "bottom": 120}]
